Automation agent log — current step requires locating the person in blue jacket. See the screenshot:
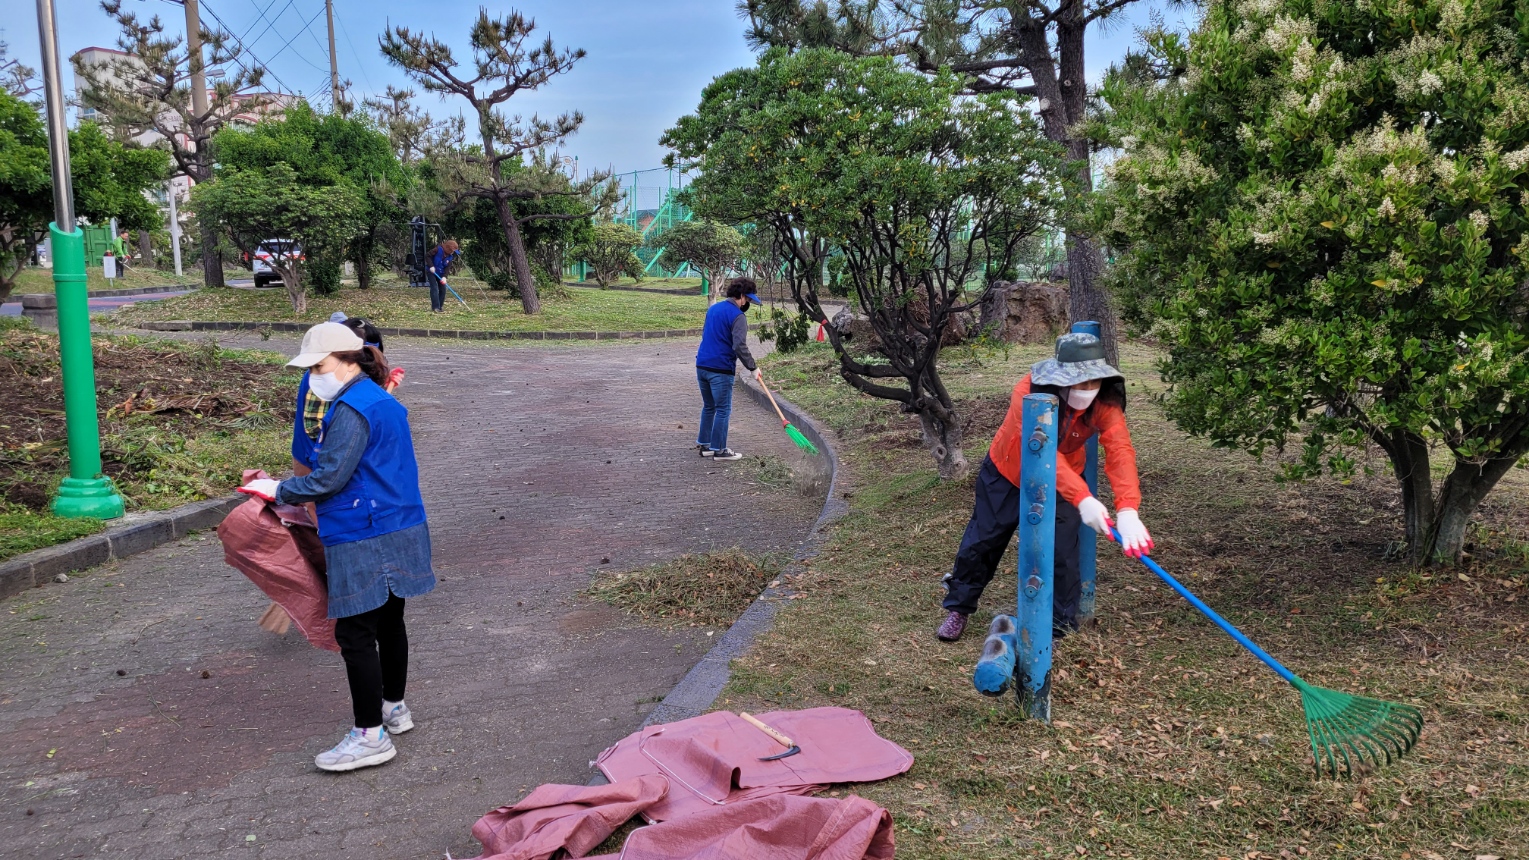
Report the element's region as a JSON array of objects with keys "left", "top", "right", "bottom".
[
  {"left": 240, "top": 322, "right": 433, "bottom": 773},
  {"left": 694, "top": 277, "right": 763, "bottom": 461},
  {"left": 425, "top": 239, "right": 460, "bottom": 313}
]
